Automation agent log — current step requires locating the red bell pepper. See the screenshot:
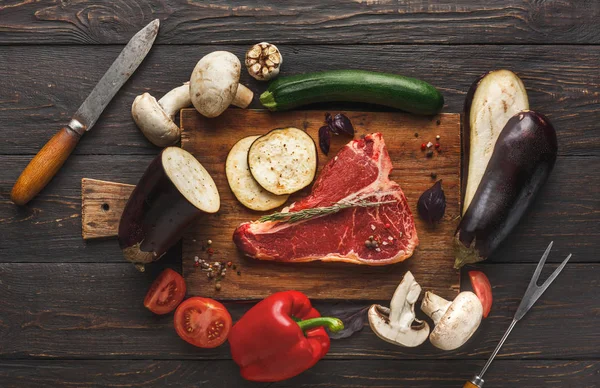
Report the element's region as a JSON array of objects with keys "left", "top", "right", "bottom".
[{"left": 228, "top": 290, "right": 343, "bottom": 382}]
